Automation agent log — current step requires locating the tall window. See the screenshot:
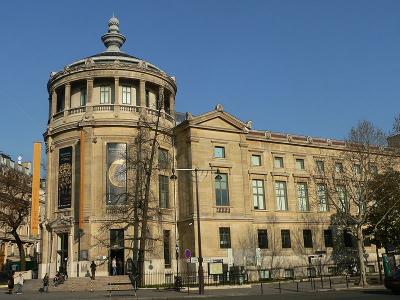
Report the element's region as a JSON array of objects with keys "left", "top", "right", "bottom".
[
  {"left": 252, "top": 179, "right": 265, "bottom": 210},
  {"left": 121, "top": 86, "right": 131, "bottom": 104},
  {"left": 251, "top": 155, "right": 261, "bottom": 166},
  {"left": 163, "top": 230, "right": 171, "bottom": 268},
  {"left": 303, "top": 229, "right": 313, "bottom": 248},
  {"left": 274, "top": 157, "right": 284, "bottom": 168},
  {"left": 219, "top": 227, "right": 231, "bottom": 248},
  {"left": 343, "top": 230, "right": 353, "bottom": 247},
  {"left": 159, "top": 175, "right": 169, "bottom": 208},
  {"left": 316, "top": 160, "right": 325, "bottom": 174},
  {"left": 214, "top": 146, "right": 225, "bottom": 158},
  {"left": 258, "top": 229, "right": 268, "bottom": 249},
  {"left": 324, "top": 229, "right": 333, "bottom": 247},
  {"left": 275, "top": 181, "right": 288, "bottom": 211},
  {"left": 296, "top": 159, "right": 305, "bottom": 170},
  {"left": 281, "top": 230, "right": 291, "bottom": 248},
  {"left": 100, "top": 85, "right": 111, "bottom": 104},
  {"left": 158, "top": 149, "right": 169, "bottom": 170},
  {"left": 317, "top": 184, "right": 328, "bottom": 212},
  {"left": 297, "top": 183, "right": 309, "bottom": 211},
  {"left": 80, "top": 87, "right": 87, "bottom": 106},
  {"left": 353, "top": 164, "right": 361, "bottom": 175},
  {"left": 335, "top": 162, "right": 343, "bottom": 174},
  {"left": 215, "top": 173, "right": 229, "bottom": 206},
  {"left": 106, "top": 143, "right": 127, "bottom": 205},
  {"left": 145, "top": 90, "right": 150, "bottom": 107},
  {"left": 336, "top": 185, "right": 348, "bottom": 212}
]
